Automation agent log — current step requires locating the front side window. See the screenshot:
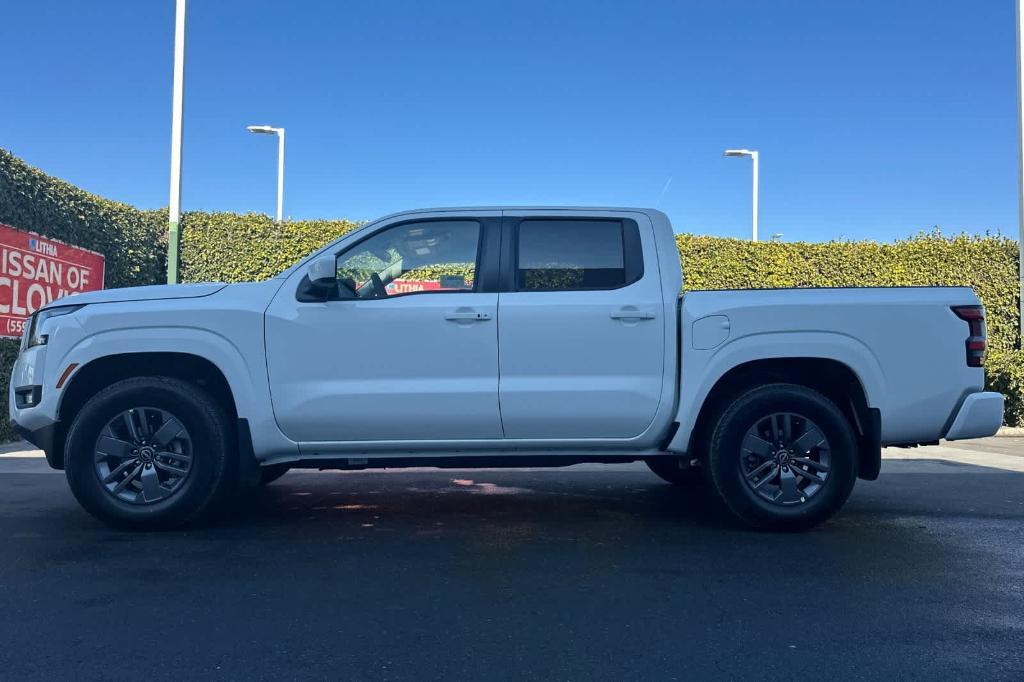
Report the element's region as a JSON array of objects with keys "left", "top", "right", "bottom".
[
  {"left": 516, "top": 219, "right": 635, "bottom": 291},
  {"left": 335, "top": 220, "right": 480, "bottom": 298}
]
